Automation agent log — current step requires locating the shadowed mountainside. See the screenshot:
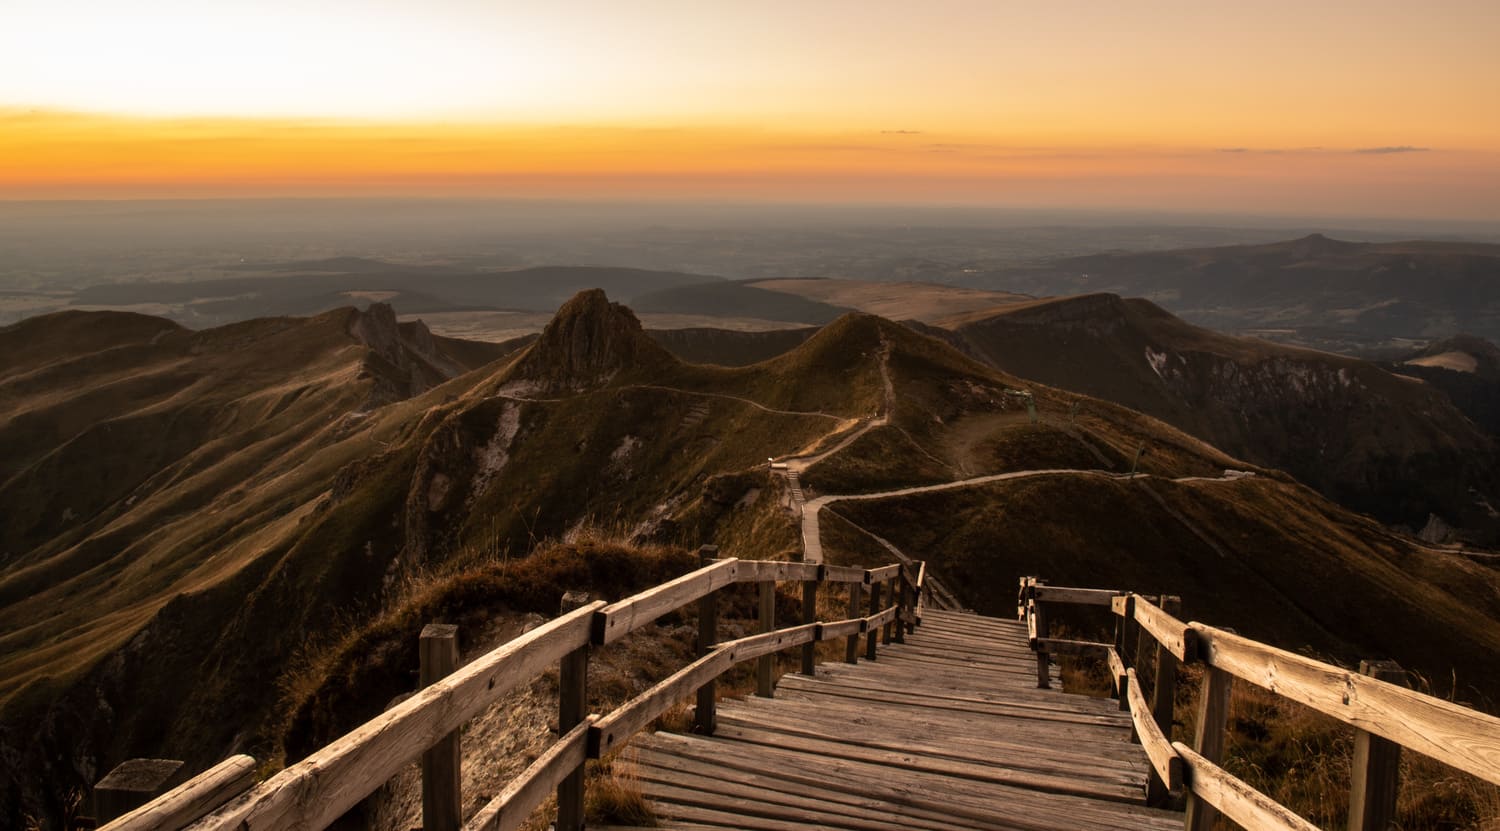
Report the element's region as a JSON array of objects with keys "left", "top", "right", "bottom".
[{"left": 944, "top": 293, "right": 1500, "bottom": 541}]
